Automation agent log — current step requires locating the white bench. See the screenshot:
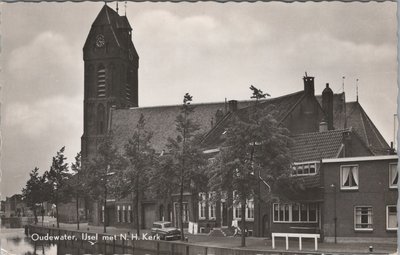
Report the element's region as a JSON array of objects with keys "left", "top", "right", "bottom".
[{"left": 271, "top": 232, "right": 320, "bottom": 251}]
